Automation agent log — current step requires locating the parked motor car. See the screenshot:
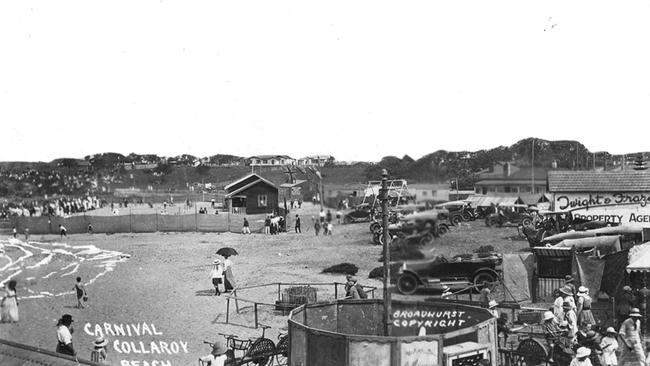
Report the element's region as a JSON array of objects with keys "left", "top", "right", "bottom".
[
  {"left": 485, "top": 204, "right": 533, "bottom": 227},
  {"left": 342, "top": 203, "right": 375, "bottom": 224},
  {"left": 396, "top": 252, "right": 503, "bottom": 295}
]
